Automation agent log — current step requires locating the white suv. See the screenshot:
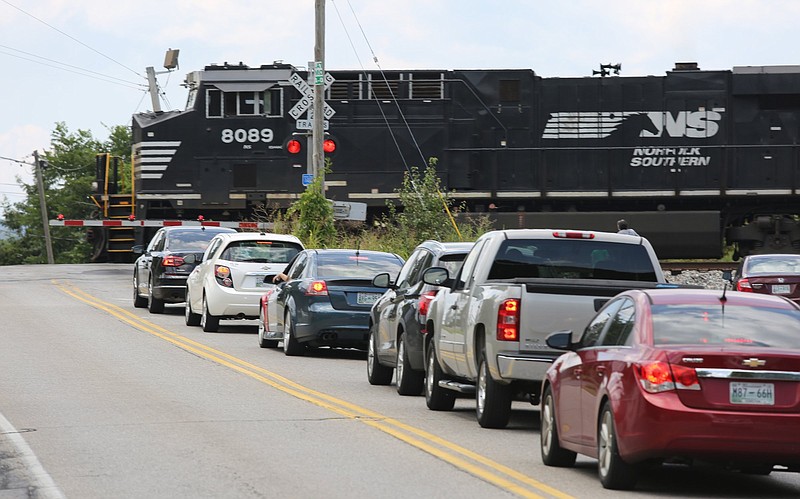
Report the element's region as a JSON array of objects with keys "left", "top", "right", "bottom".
[{"left": 185, "top": 232, "right": 304, "bottom": 332}]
